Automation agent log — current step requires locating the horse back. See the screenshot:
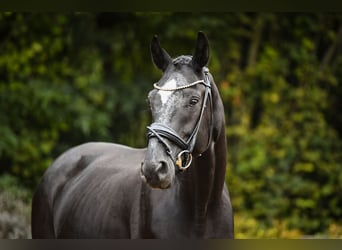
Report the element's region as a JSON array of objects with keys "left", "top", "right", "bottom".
[{"left": 31, "top": 142, "right": 146, "bottom": 238}]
